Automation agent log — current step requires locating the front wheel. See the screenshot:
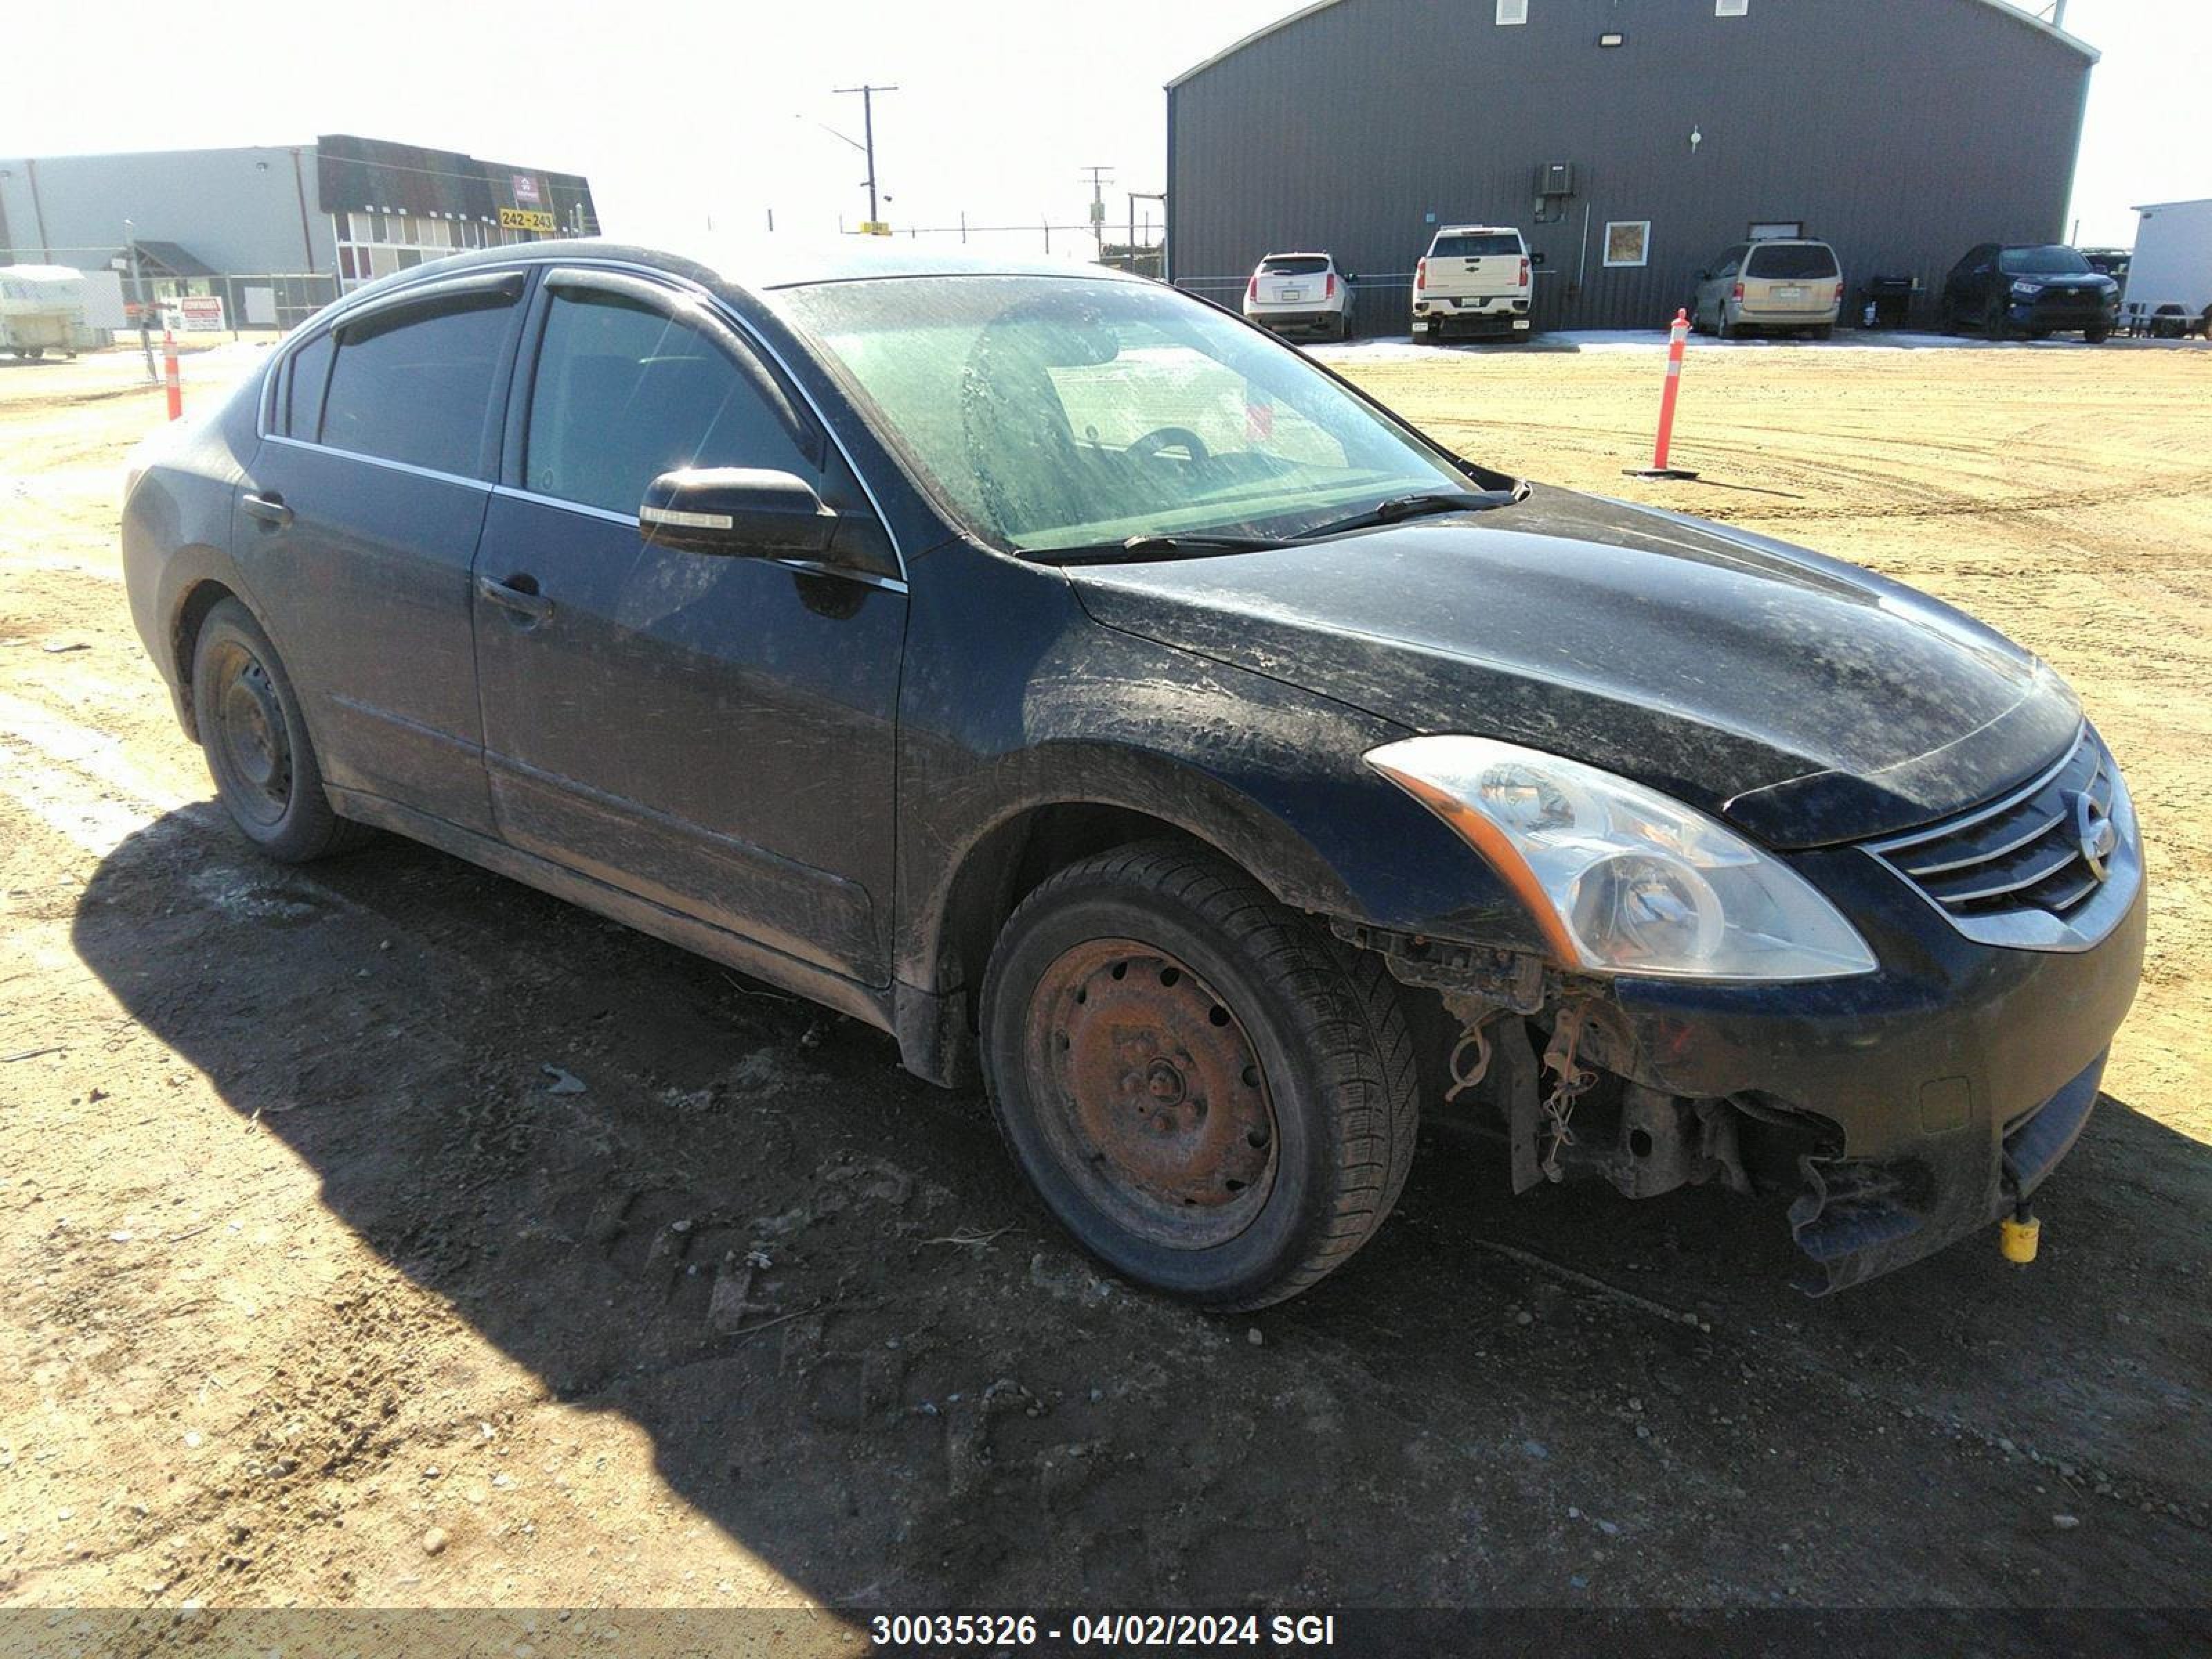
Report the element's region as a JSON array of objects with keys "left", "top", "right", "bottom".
[
  {"left": 981, "top": 842, "right": 1418, "bottom": 1310},
  {"left": 191, "top": 598, "right": 368, "bottom": 862}
]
